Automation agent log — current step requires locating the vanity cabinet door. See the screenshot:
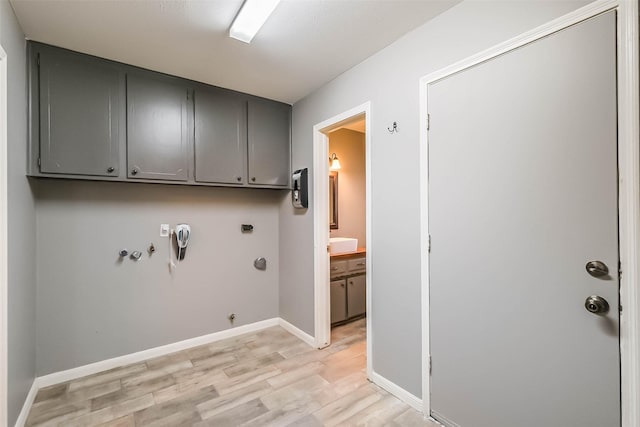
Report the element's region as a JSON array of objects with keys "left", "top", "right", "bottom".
[
  {"left": 38, "top": 48, "right": 121, "bottom": 177},
  {"left": 127, "top": 73, "right": 190, "bottom": 181},
  {"left": 330, "top": 260, "right": 348, "bottom": 279},
  {"left": 347, "top": 274, "right": 366, "bottom": 318},
  {"left": 330, "top": 279, "right": 347, "bottom": 324},
  {"left": 194, "top": 88, "right": 247, "bottom": 185},
  {"left": 247, "top": 98, "right": 291, "bottom": 187}
]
